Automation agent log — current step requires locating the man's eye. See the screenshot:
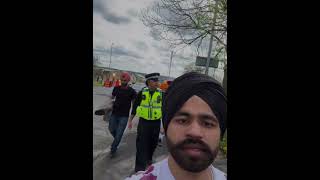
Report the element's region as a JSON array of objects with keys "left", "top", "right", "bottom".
[
  {"left": 203, "top": 121, "right": 215, "bottom": 128},
  {"left": 176, "top": 119, "right": 187, "bottom": 124}
]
